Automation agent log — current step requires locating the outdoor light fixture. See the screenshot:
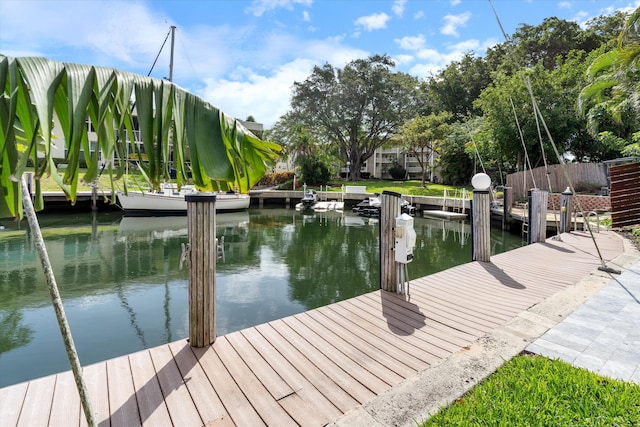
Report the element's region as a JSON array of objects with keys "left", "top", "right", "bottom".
[{"left": 471, "top": 173, "right": 491, "bottom": 190}]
